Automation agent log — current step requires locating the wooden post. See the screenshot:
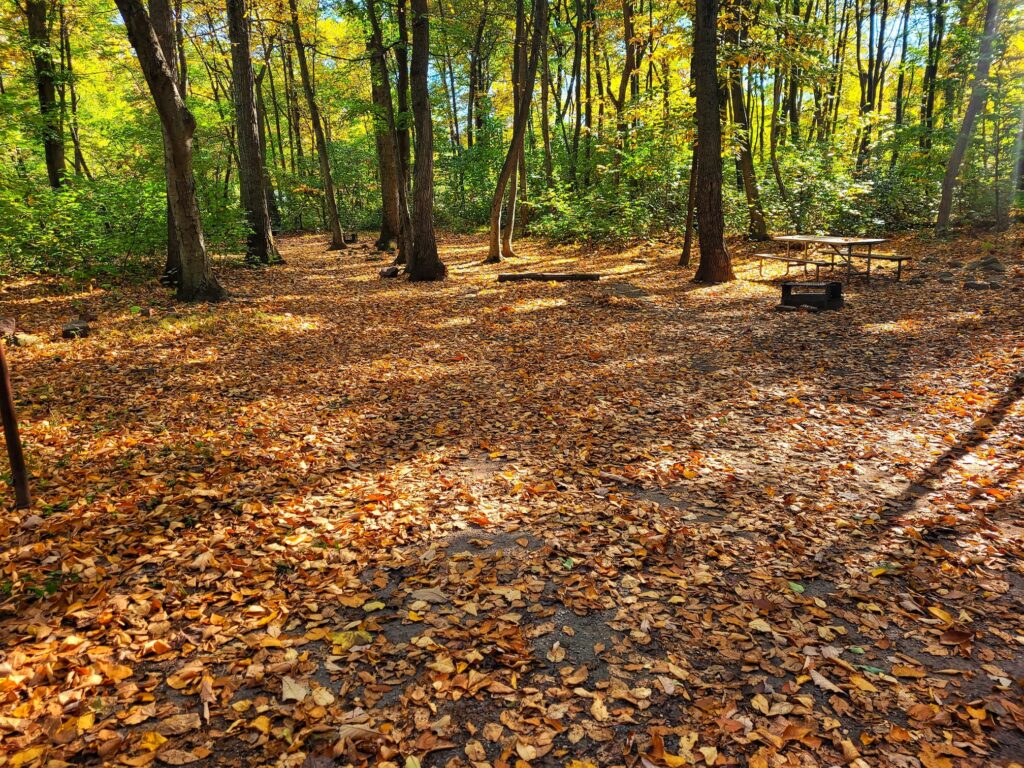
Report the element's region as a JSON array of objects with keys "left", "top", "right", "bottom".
[{"left": 0, "top": 344, "right": 30, "bottom": 509}]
